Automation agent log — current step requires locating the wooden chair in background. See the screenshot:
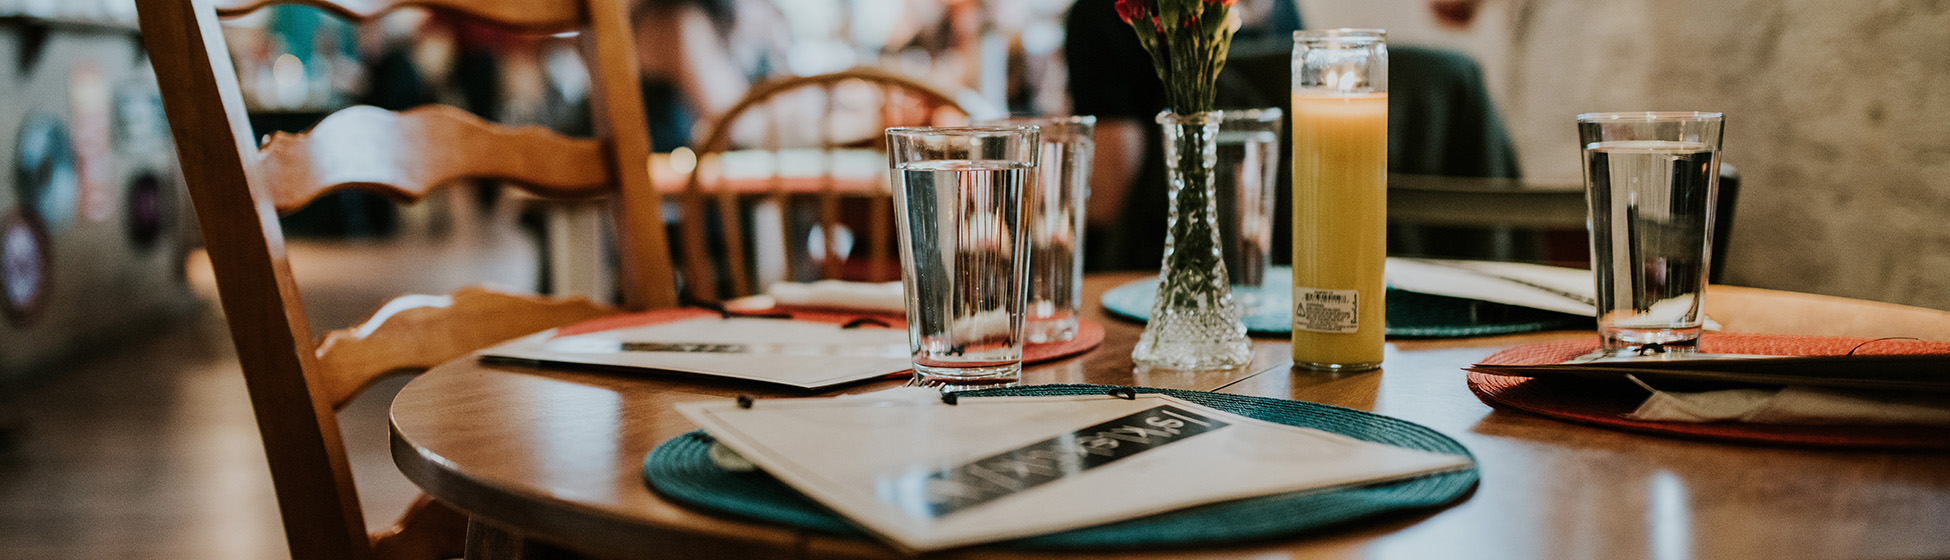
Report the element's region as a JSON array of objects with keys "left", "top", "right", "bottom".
[
  {"left": 677, "top": 68, "right": 969, "bottom": 302},
  {"left": 135, "top": 0, "right": 676, "bottom": 558}
]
